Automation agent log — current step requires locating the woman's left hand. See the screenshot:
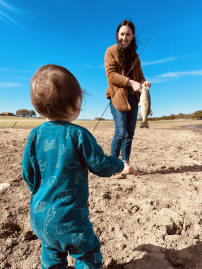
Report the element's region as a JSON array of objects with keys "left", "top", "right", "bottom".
[{"left": 142, "top": 81, "right": 152, "bottom": 88}]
